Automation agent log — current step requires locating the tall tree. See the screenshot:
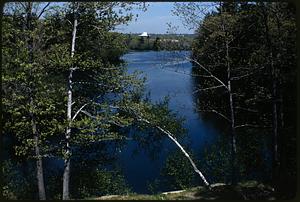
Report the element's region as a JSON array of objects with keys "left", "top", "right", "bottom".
[
  {"left": 175, "top": 2, "right": 241, "bottom": 184},
  {"left": 2, "top": 2, "right": 61, "bottom": 200},
  {"left": 62, "top": 2, "right": 77, "bottom": 199}
]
